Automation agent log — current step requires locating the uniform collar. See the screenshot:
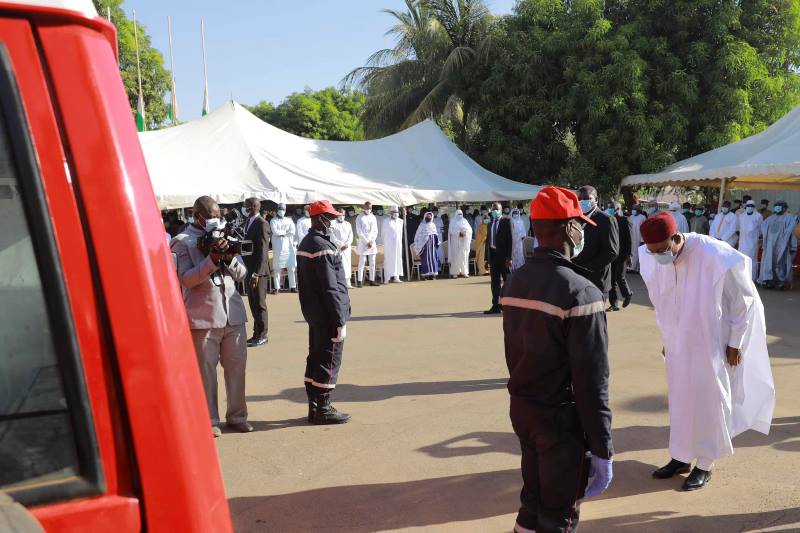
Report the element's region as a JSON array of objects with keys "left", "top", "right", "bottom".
[{"left": 530, "top": 248, "right": 593, "bottom": 277}]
